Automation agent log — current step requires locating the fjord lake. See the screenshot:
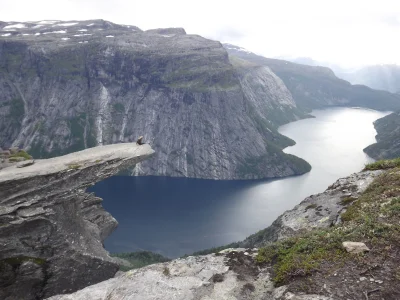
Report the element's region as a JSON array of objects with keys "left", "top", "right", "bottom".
[{"left": 90, "top": 107, "right": 390, "bottom": 258}]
